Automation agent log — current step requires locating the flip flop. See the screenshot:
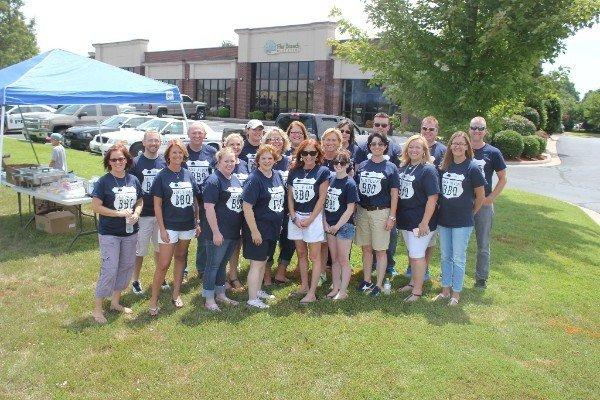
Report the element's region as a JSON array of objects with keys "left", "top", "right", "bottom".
[
  {"left": 171, "top": 298, "right": 184, "bottom": 308},
  {"left": 149, "top": 307, "right": 160, "bottom": 317}
]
